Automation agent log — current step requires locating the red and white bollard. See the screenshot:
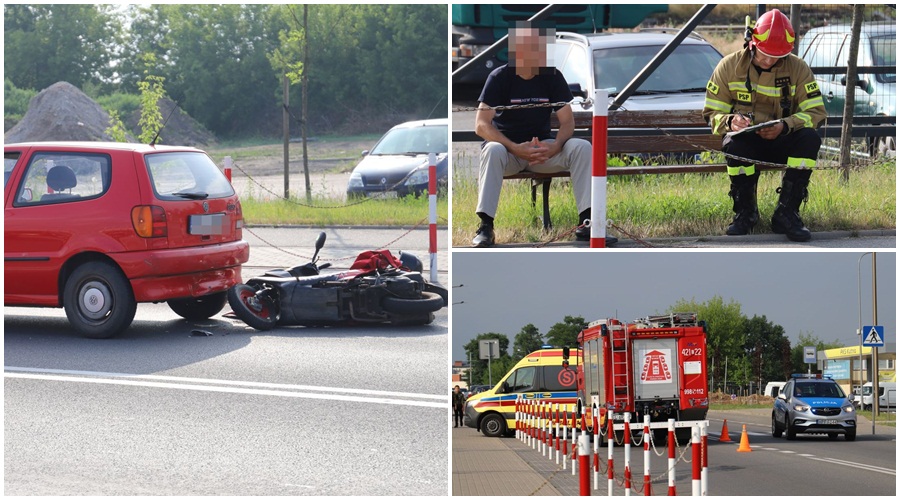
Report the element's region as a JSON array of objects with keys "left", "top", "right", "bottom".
[
  {"left": 562, "top": 408, "right": 569, "bottom": 470},
  {"left": 624, "top": 412, "right": 632, "bottom": 496},
  {"left": 667, "top": 418, "right": 676, "bottom": 496},
  {"left": 578, "top": 433, "right": 591, "bottom": 496},
  {"left": 643, "top": 414, "right": 652, "bottom": 496},
  {"left": 590, "top": 89, "right": 609, "bottom": 248},
  {"left": 608, "top": 411, "right": 615, "bottom": 496},
  {"left": 554, "top": 403, "right": 561, "bottom": 465},
  {"left": 592, "top": 406, "right": 600, "bottom": 491},
  {"left": 427, "top": 153, "right": 437, "bottom": 283},
  {"left": 701, "top": 420, "right": 709, "bottom": 495},
  {"left": 224, "top": 156, "right": 233, "bottom": 183},
  {"left": 692, "top": 426, "right": 701, "bottom": 496}
]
